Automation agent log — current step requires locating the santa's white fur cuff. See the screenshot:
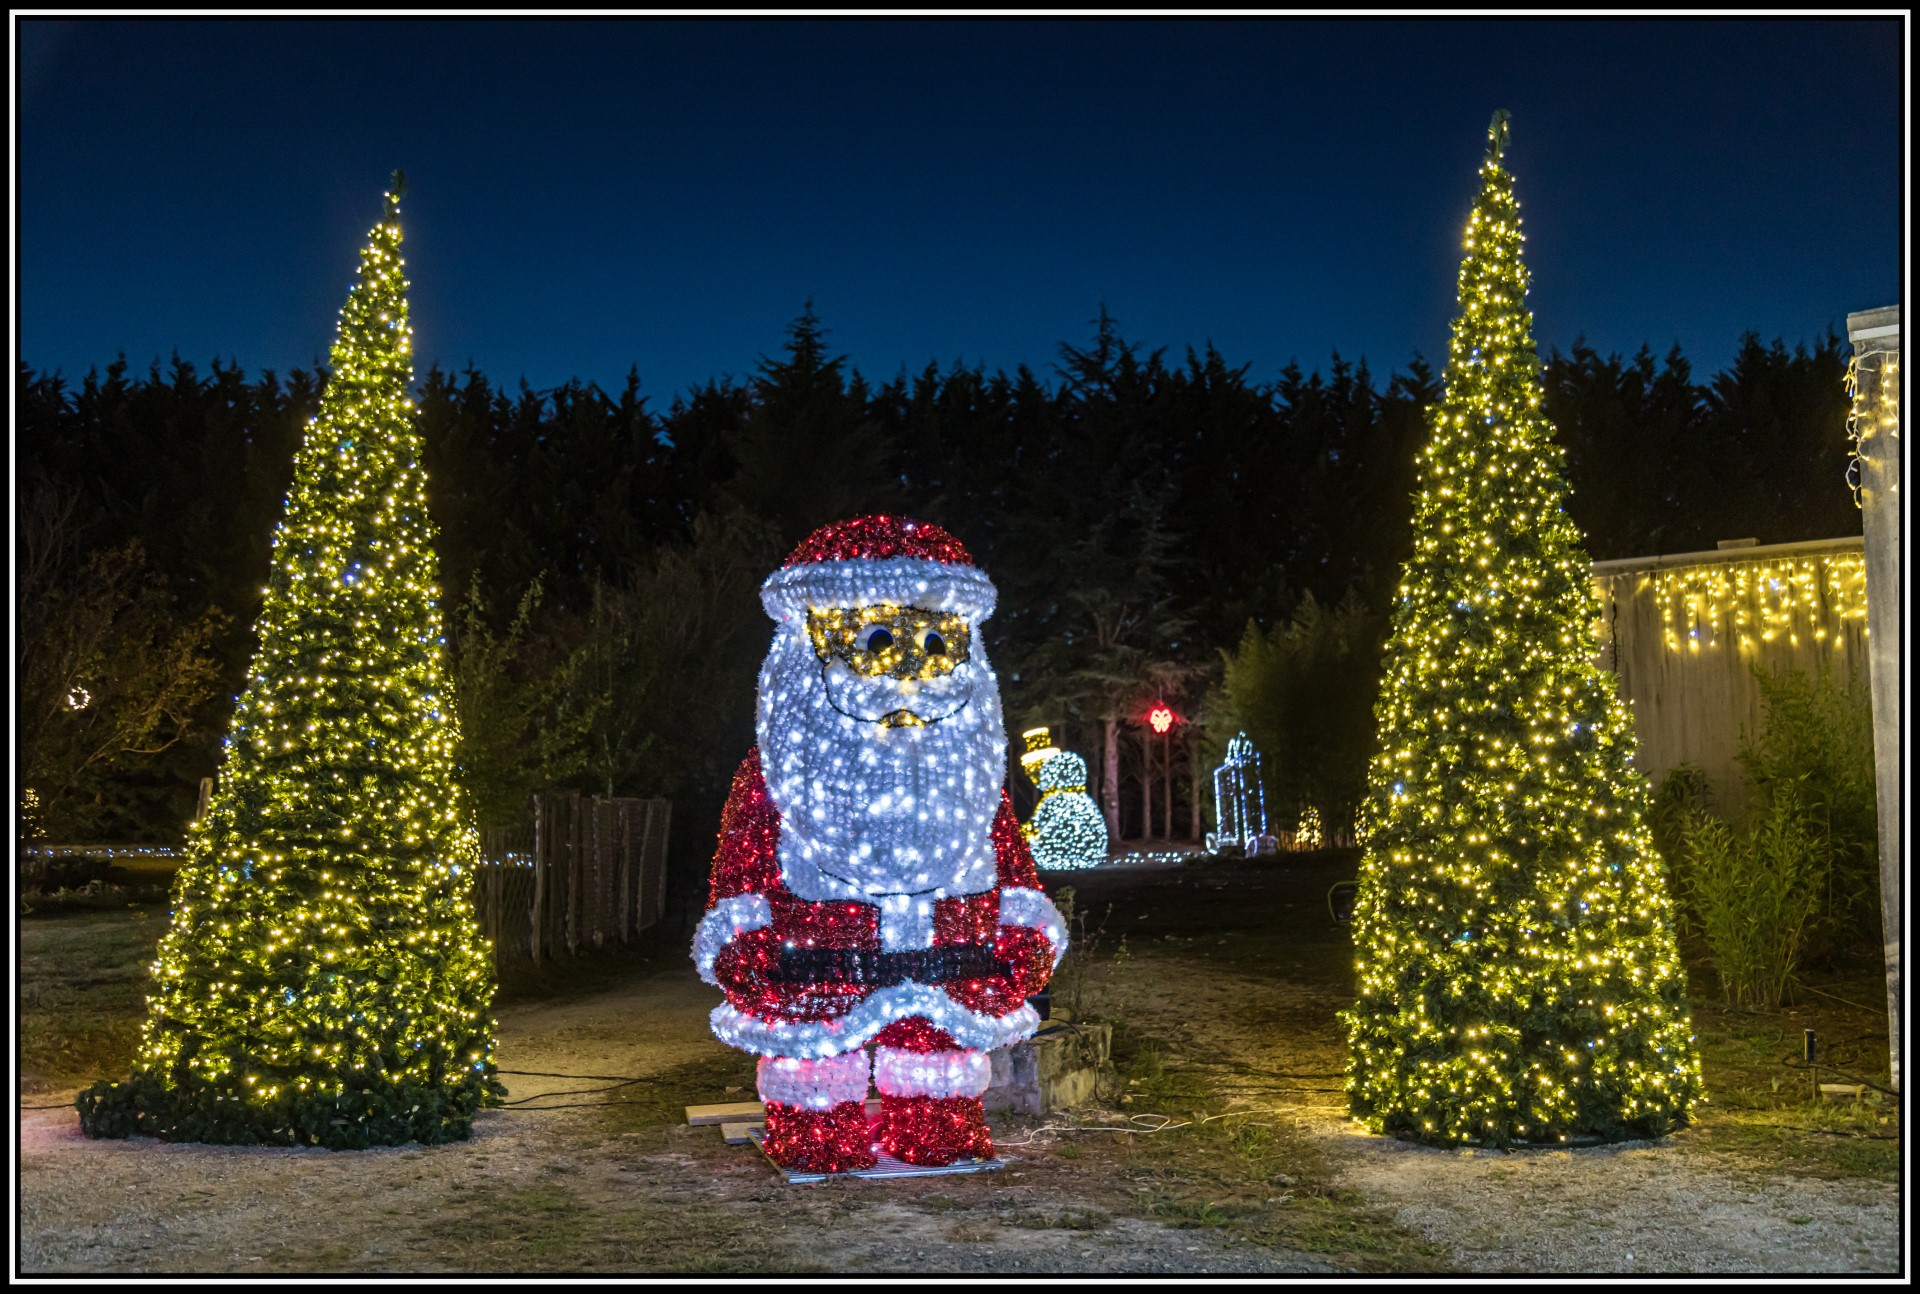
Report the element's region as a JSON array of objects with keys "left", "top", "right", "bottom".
[
  {"left": 998, "top": 887, "right": 1069, "bottom": 968},
  {"left": 692, "top": 893, "right": 773, "bottom": 985}
]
